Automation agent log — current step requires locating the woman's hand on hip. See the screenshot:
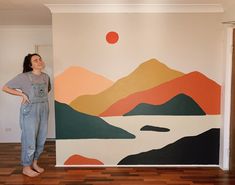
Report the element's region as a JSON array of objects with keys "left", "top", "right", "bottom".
[
  {"left": 21, "top": 93, "right": 30, "bottom": 104},
  {"left": 2, "top": 85, "right": 30, "bottom": 104}
]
